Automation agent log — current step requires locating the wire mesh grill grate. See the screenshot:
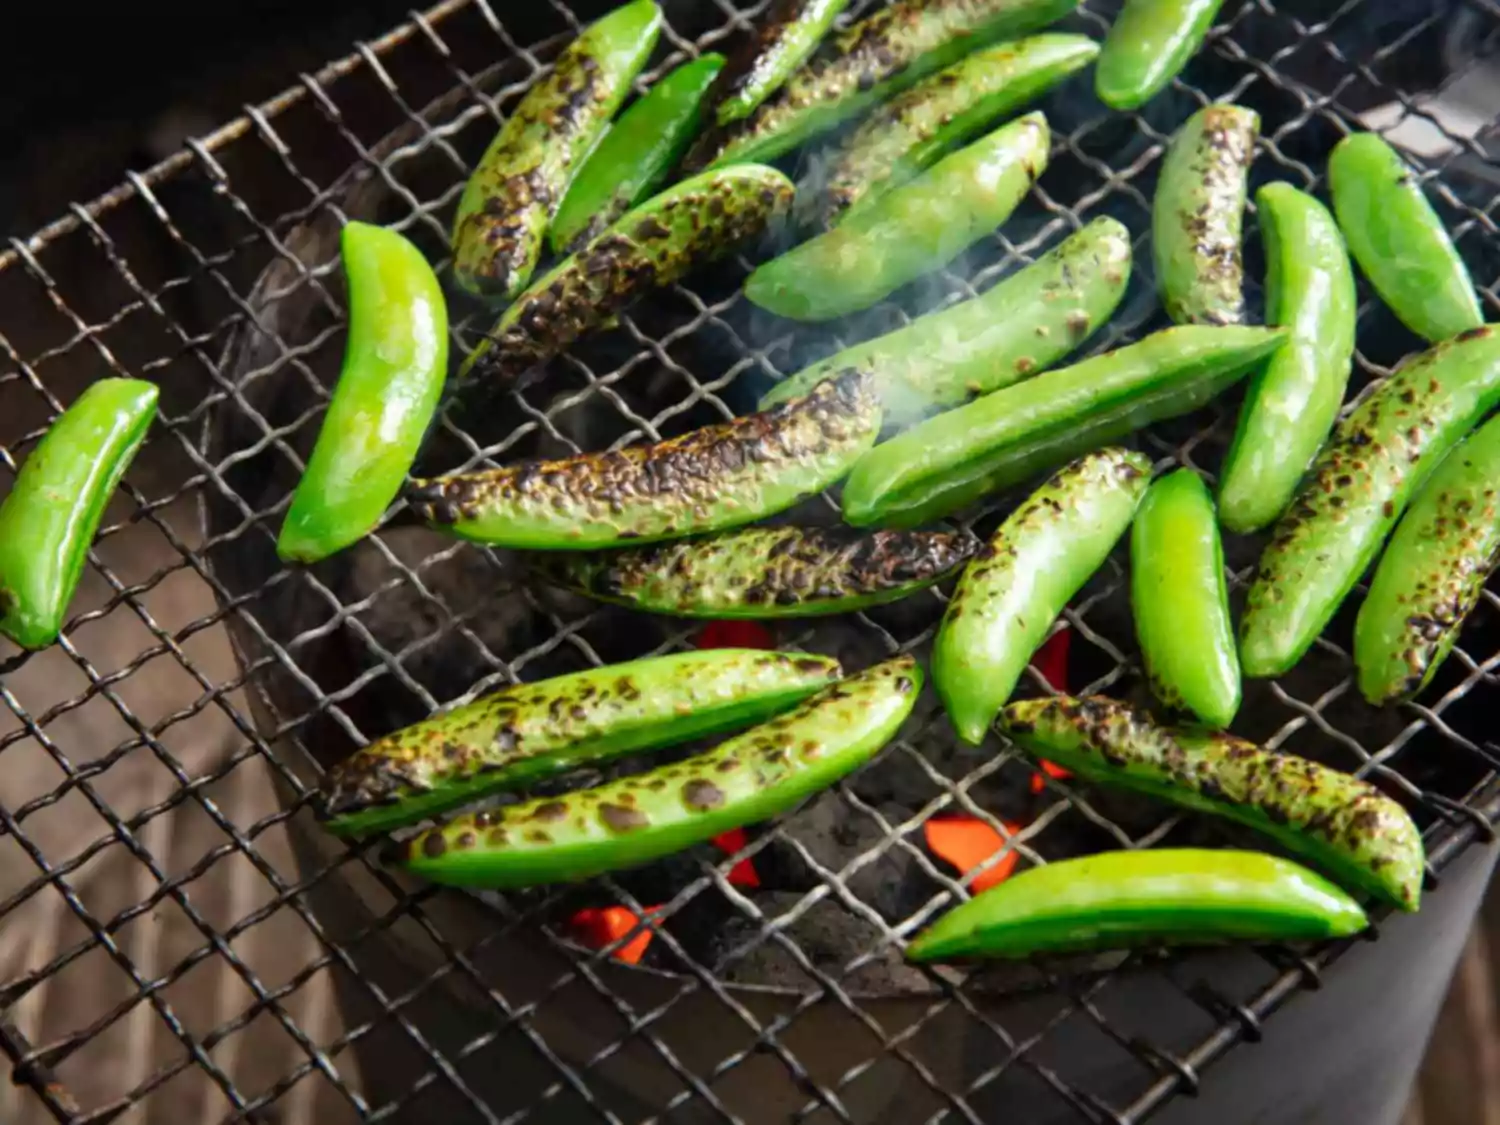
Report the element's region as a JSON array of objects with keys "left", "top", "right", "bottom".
[{"left": 1, "top": 1, "right": 1499, "bottom": 1122}]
